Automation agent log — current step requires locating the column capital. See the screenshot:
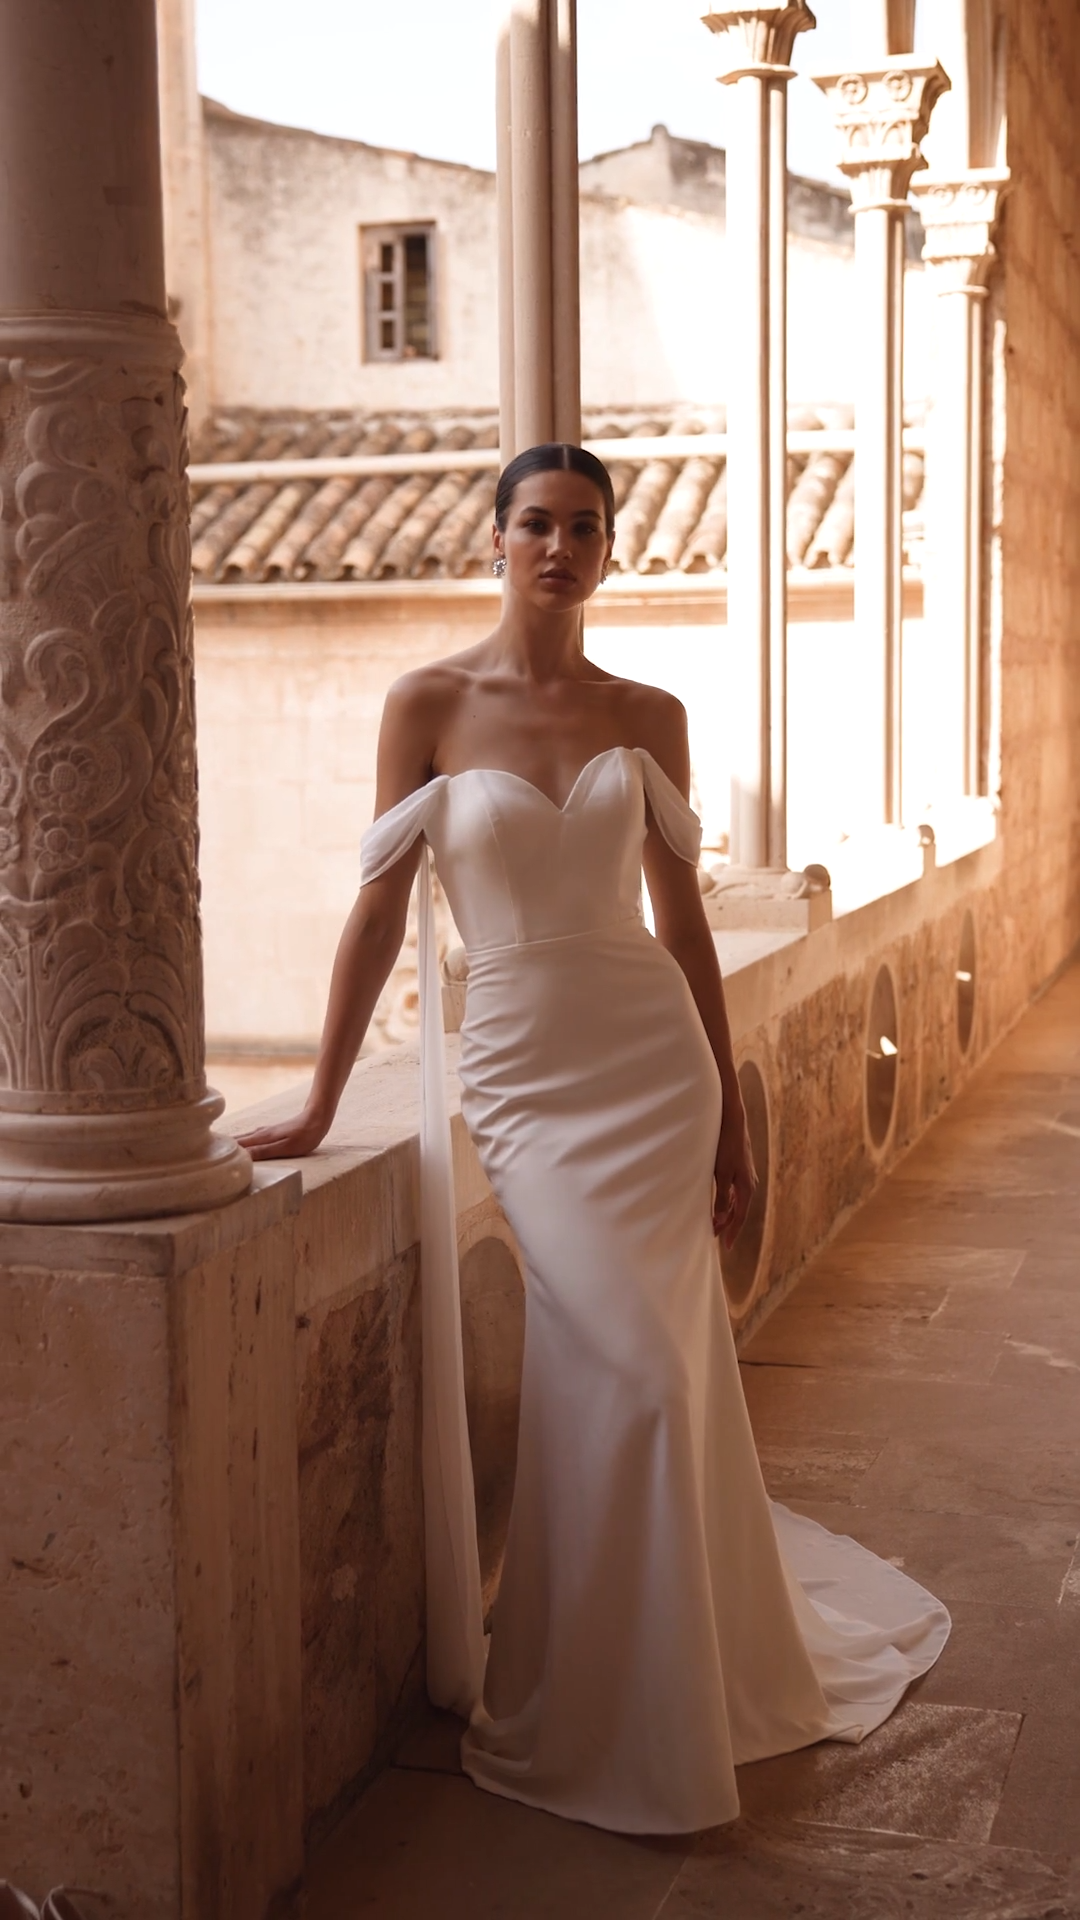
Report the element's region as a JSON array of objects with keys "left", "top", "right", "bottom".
[
  {"left": 812, "top": 58, "right": 951, "bottom": 210},
  {"left": 698, "top": 5, "right": 815, "bottom": 81},
  {"left": 911, "top": 168, "right": 1011, "bottom": 293}
]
